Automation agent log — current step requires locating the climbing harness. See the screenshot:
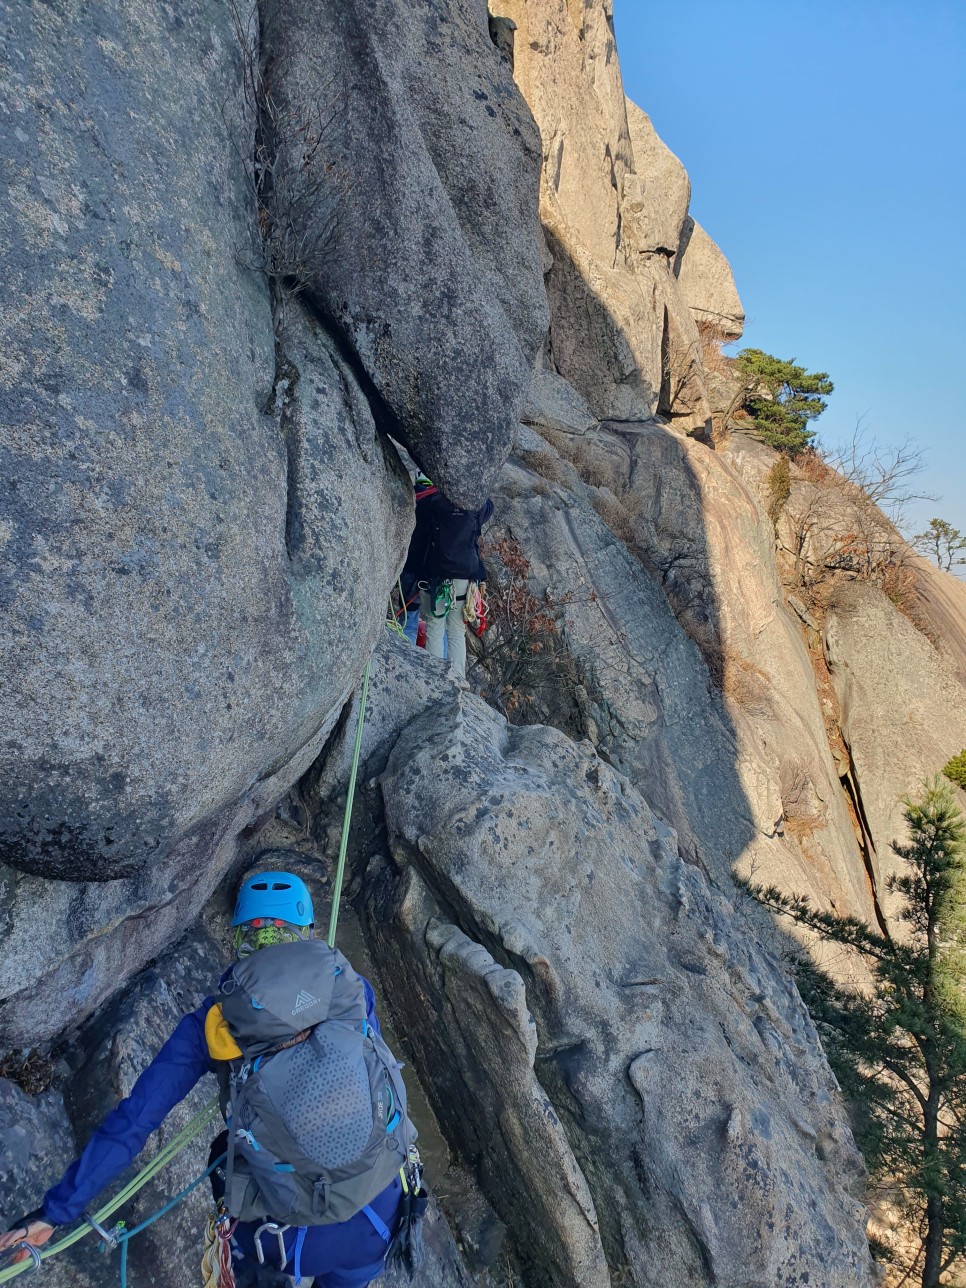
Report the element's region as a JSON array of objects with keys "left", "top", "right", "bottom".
[
  {"left": 420, "top": 577, "right": 453, "bottom": 619},
  {"left": 327, "top": 656, "right": 371, "bottom": 948}
]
